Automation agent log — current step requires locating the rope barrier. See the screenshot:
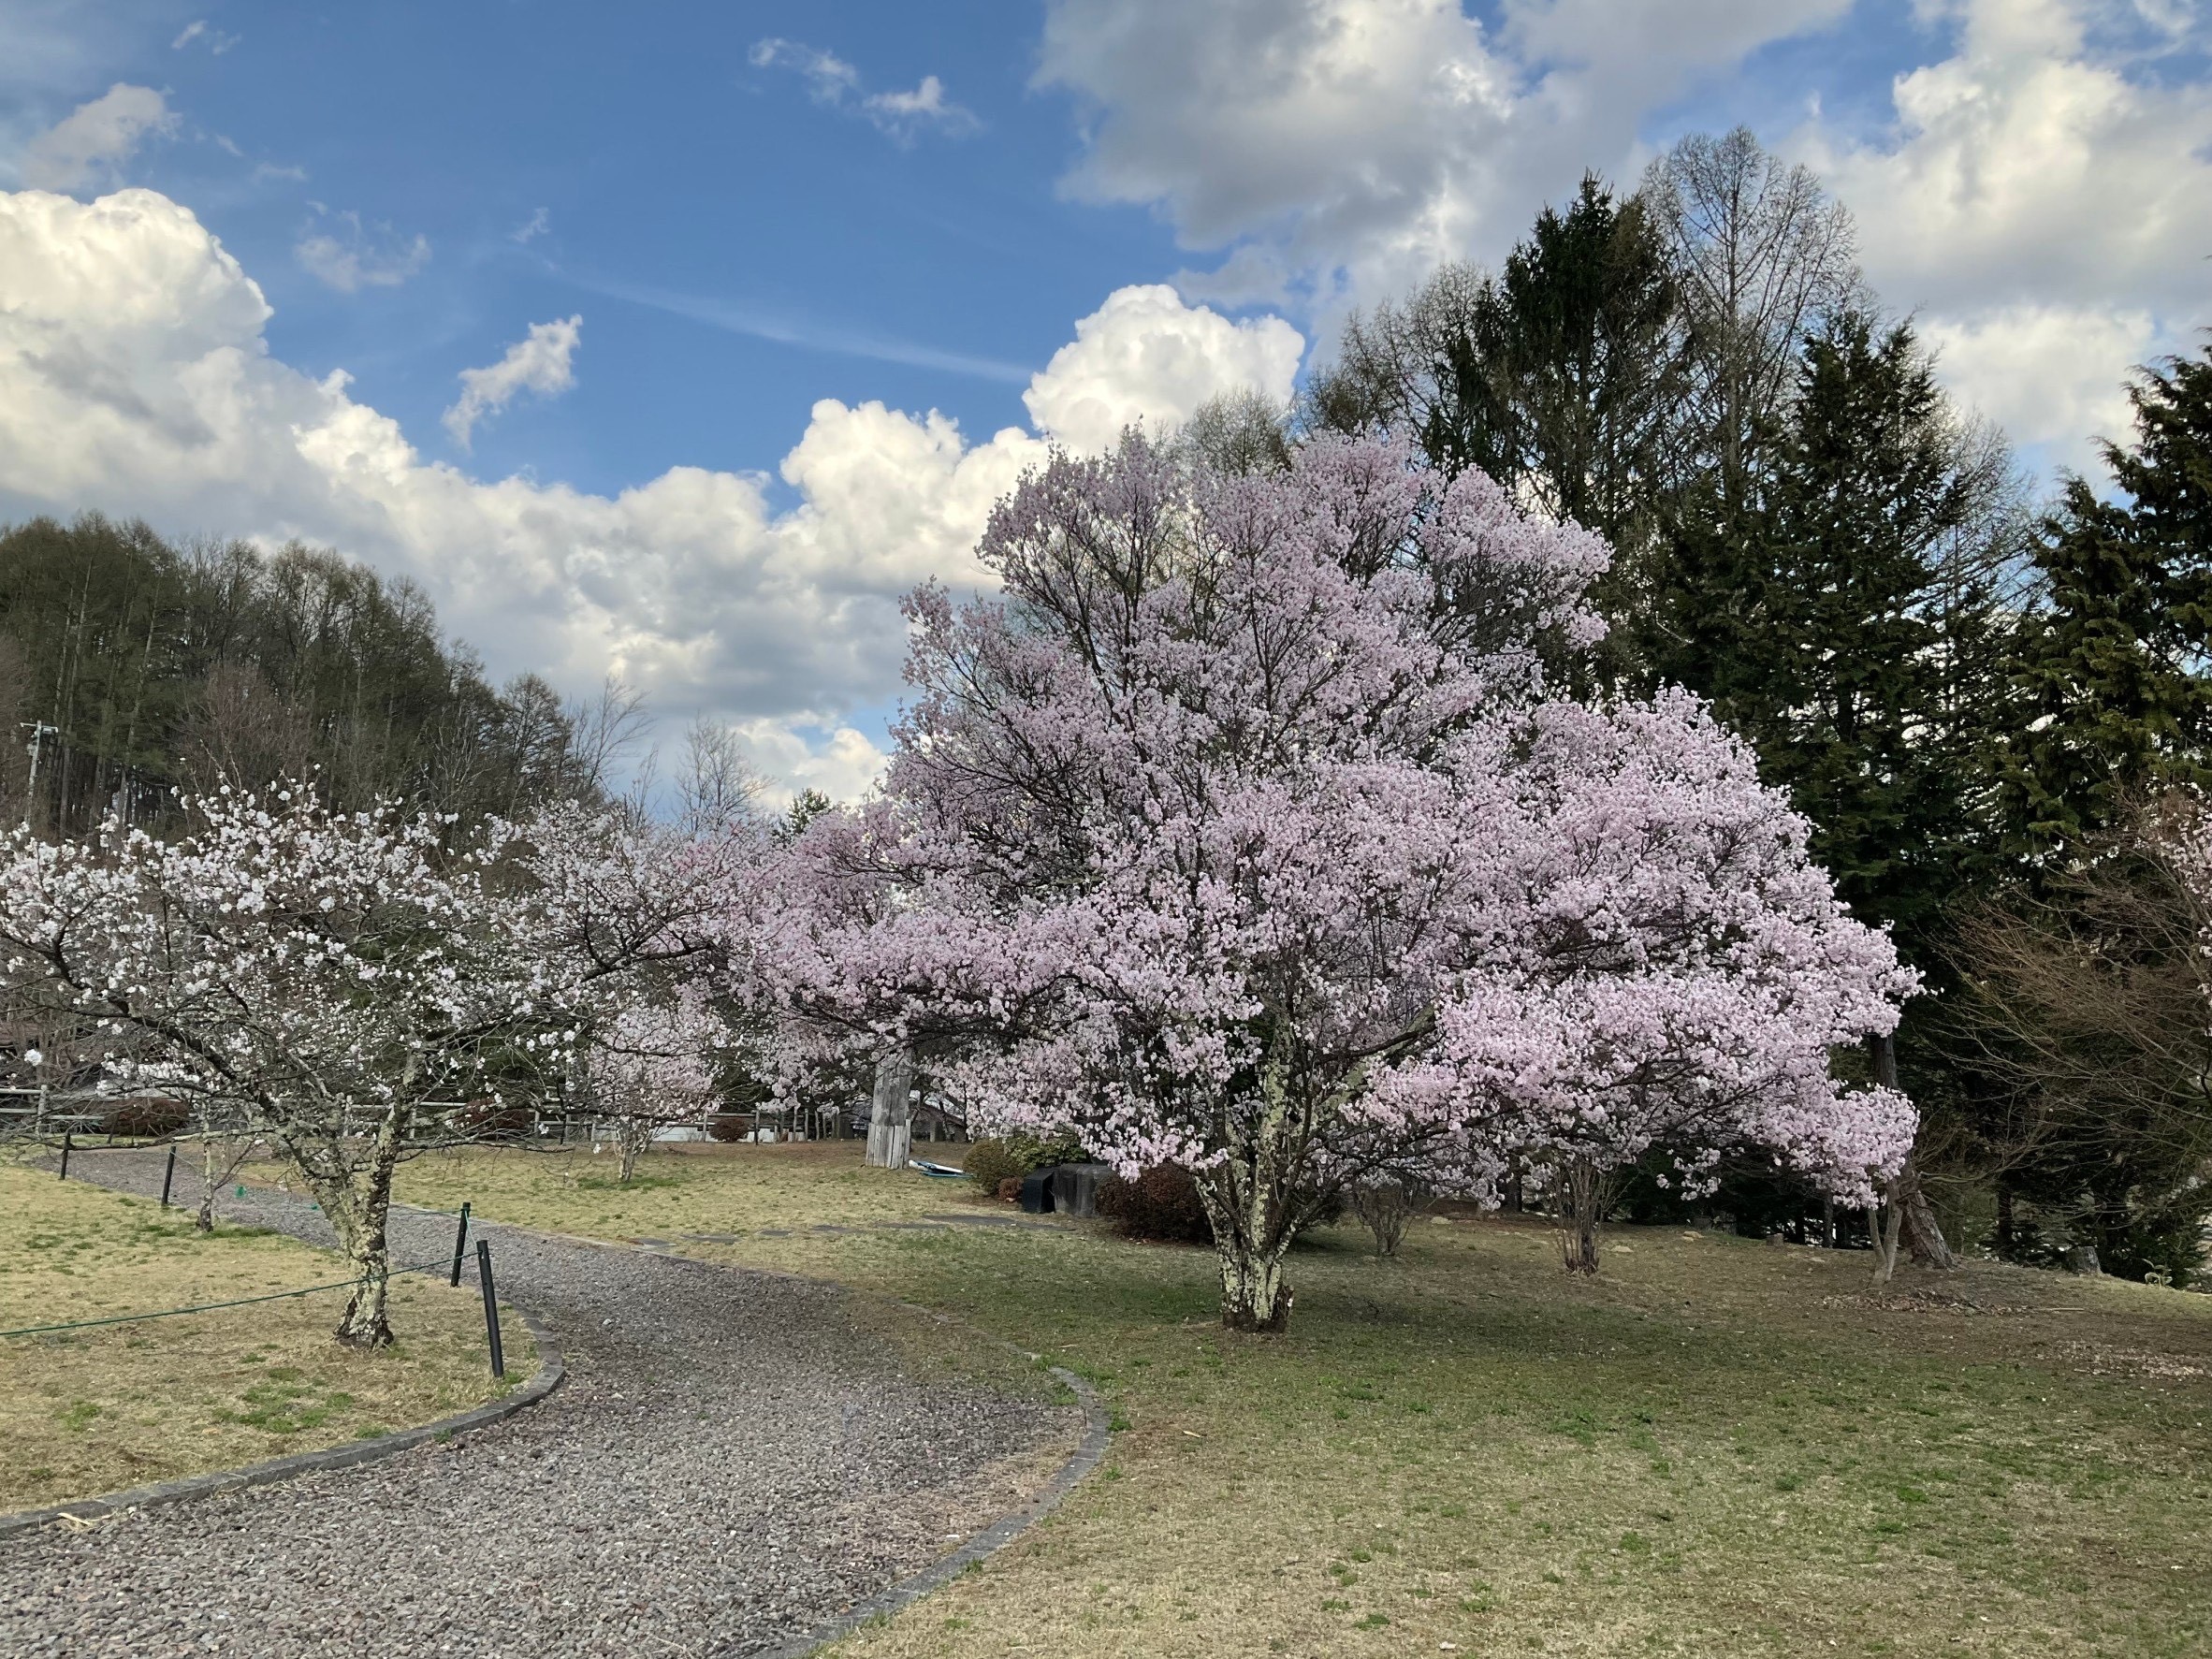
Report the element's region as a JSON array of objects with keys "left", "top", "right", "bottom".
[{"left": 0, "top": 1253, "right": 459, "bottom": 1339}]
